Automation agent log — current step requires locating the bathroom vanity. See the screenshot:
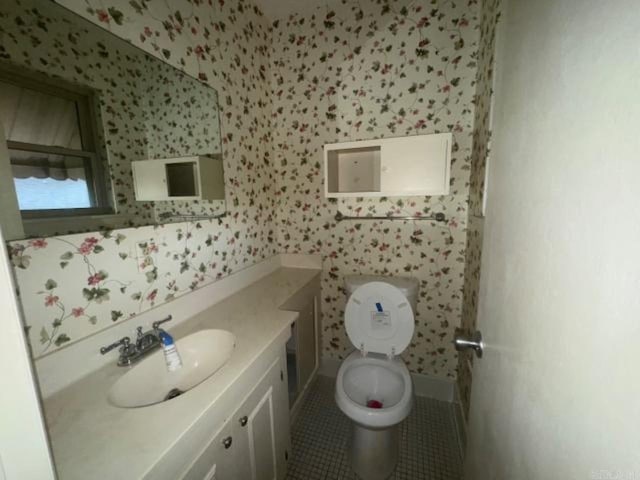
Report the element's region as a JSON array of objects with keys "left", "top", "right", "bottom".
[
  {"left": 42, "top": 267, "right": 320, "bottom": 480},
  {"left": 180, "top": 352, "right": 288, "bottom": 480}
]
